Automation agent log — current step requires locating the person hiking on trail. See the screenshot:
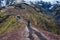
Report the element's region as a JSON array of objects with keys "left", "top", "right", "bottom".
[
  {"left": 27, "top": 20, "right": 30, "bottom": 27},
  {"left": 27, "top": 20, "right": 34, "bottom": 40}
]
